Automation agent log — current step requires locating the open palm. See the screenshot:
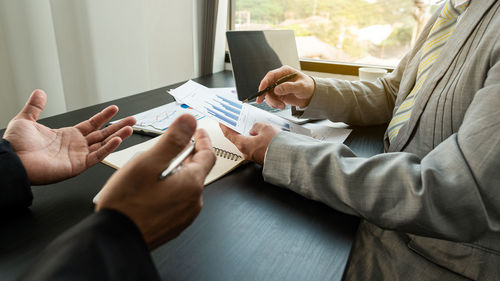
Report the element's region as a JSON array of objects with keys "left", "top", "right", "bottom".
[{"left": 3, "top": 90, "right": 136, "bottom": 185}]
